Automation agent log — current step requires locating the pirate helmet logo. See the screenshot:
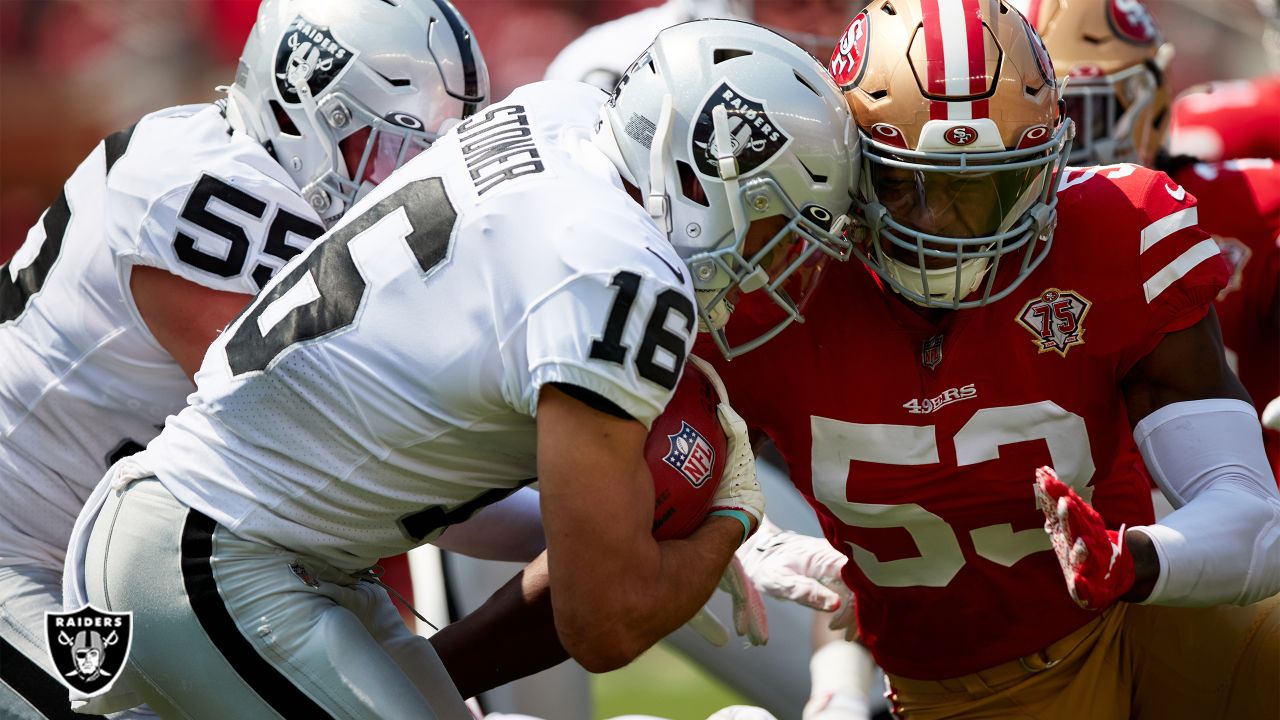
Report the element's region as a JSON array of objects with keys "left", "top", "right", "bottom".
[
  {"left": 690, "top": 82, "right": 792, "bottom": 179},
  {"left": 274, "top": 16, "right": 357, "bottom": 103},
  {"left": 45, "top": 606, "right": 132, "bottom": 696}
]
